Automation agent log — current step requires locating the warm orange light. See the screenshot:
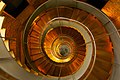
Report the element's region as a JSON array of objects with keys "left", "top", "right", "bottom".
[{"left": 102, "top": 9, "right": 113, "bottom": 18}]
